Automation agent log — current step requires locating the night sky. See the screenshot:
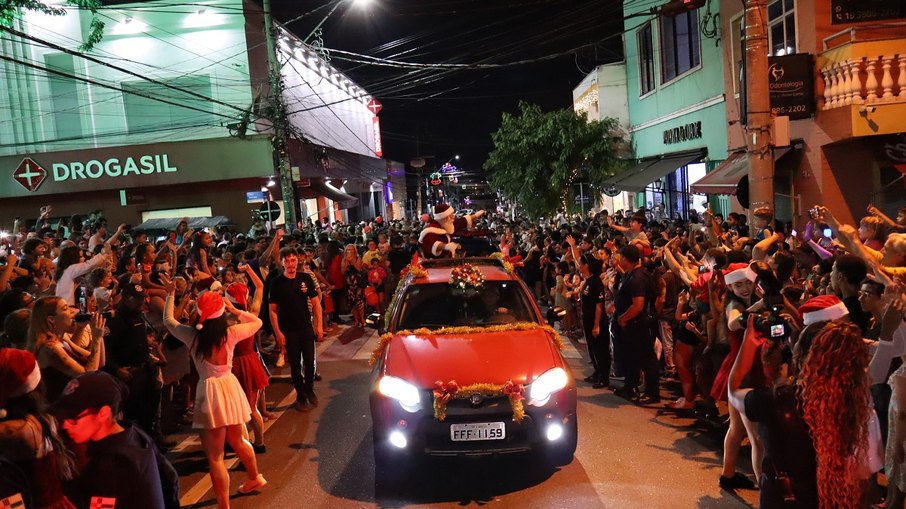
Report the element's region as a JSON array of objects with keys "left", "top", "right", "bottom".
[{"left": 272, "top": 0, "right": 626, "bottom": 175}]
